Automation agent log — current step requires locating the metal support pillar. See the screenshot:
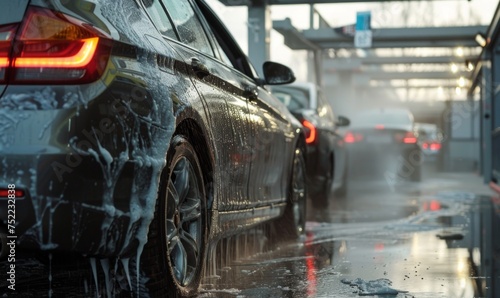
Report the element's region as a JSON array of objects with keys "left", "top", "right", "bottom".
[
  {"left": 313, "top": 50, "right": 323, "bottom": 87},
  {"left": 248, "top": 3, "right": 271, "bottom": 78},
  {"left": 480, "top": 199, "right": 494, "bottom": 298},
  {"left": 442, "top": 100, "right": 452, "bottom": 171},
  {"left": 306, "top": 50, "right": 323, "bottom": 87},
  {"left": 308, "top": 4, "right": 324, "bottom": 88},
  {"left": 309, "top": 4, "right": 314, "bottom": 29},
  {"left": 493, "top": 46, "right": 500, "bottom": 182},
  {"left": 481, "top": 52, "right": 492, "bottom": 184},
  {"left": 493, "top": 203, "right": 500, "bottom": 298}
]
